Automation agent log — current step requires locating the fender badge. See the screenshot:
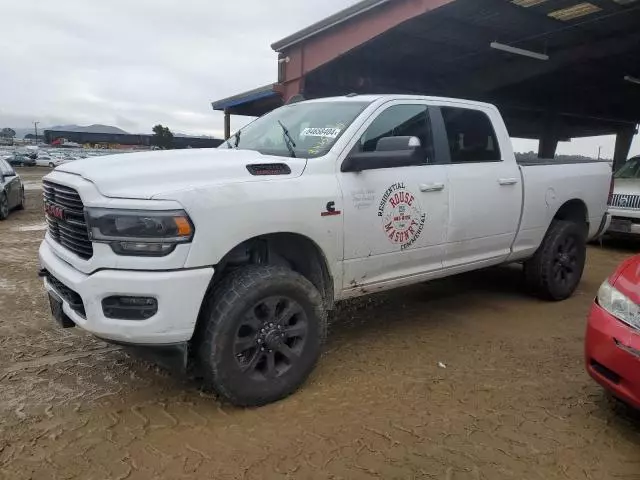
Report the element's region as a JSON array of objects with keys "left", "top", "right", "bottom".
[{"left": 321, "top": 201, "right": 341, "bottom": 217}]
